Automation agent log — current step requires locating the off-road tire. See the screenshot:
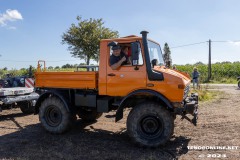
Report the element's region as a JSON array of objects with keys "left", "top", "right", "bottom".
[
  {"left": 238, "top": 81, "right": 240, "bottom": 88},
  {"left": 127, "top": 102, "right": 174, "bottom": 147},
  {"left": 39, "top": 97, "right": 73, "bottom": 134},
  {"left": 18, "top": 101, "right": 34, "bottom": 114},
  {"left": 78, "top": 108, "right": 102, "bottom": 122}
]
